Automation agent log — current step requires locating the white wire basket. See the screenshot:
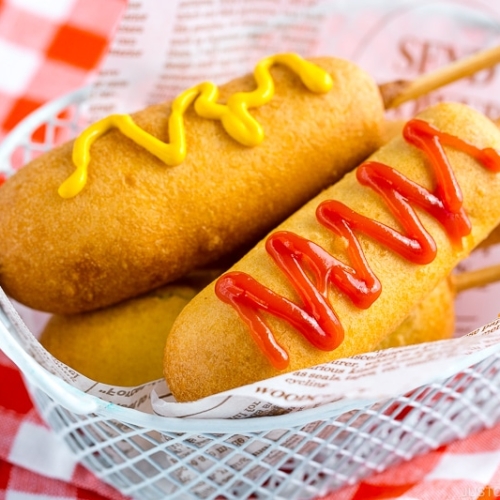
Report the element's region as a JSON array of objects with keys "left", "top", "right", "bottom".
[{"left": 2, "top": 89, "right": 500, "bottom": 500}]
